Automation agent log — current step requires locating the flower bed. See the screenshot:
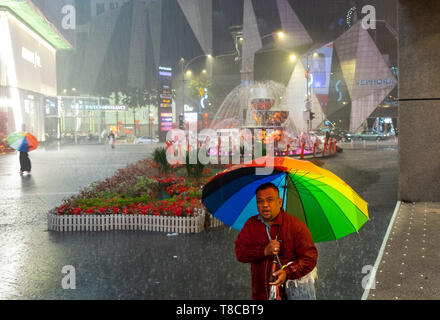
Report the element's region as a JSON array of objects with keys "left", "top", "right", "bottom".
[
  {"left": 48, "top": 157, "right": 225, "bottom": 233},
  {"left": 0, "top": 135, "right": 15, "bottom": 155}
]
